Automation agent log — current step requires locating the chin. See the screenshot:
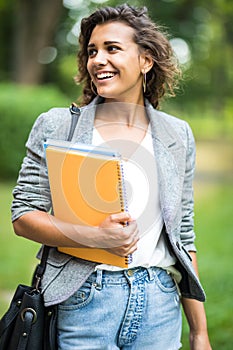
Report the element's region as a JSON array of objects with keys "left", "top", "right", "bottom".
[
  {"left": 97, "top": 91, "right": 118, "bottom": 100},
  {"left": 96, "top": 84, "right": 119, "bottom": 97}
]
